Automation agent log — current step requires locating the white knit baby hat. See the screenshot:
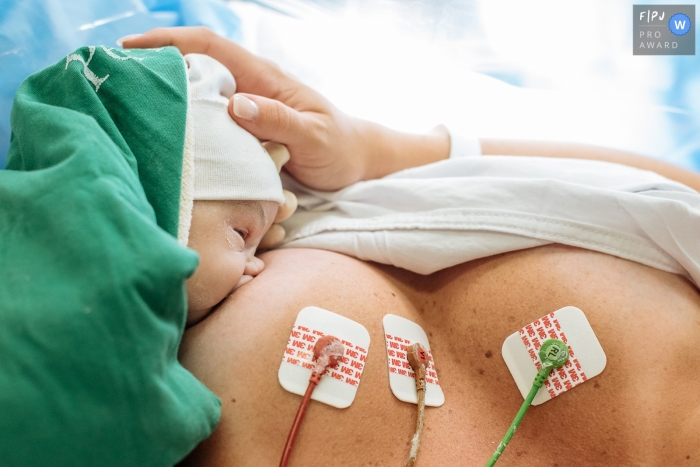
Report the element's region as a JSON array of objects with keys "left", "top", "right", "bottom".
[
  {"left": 178, "top": 53, "right": 297, "bottom": 246},
  {"left": 185, "top": 53, "right": 285, "bottom": 203}
]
